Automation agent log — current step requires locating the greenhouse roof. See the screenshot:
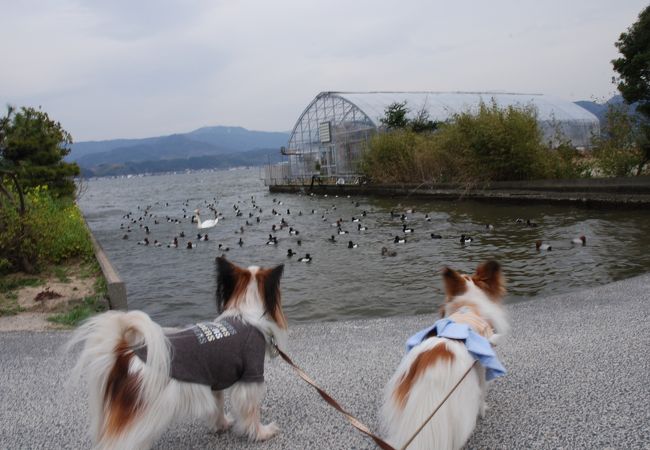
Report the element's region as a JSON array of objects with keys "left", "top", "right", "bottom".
[{"left": 322, "top": 91, "right": 598, "bottom": 126}]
